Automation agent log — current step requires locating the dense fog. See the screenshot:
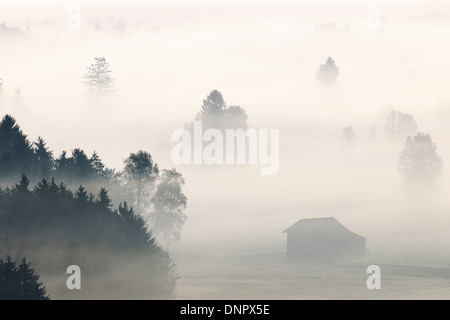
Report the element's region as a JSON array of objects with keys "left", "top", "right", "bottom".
[{"left": 1, "top": 0, "right": 450, "bottom": 299}]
